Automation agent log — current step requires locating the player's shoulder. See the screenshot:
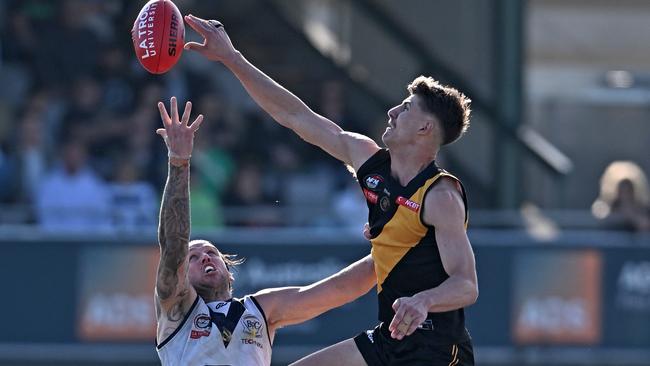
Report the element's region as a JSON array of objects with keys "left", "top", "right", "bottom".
[
  {"left": 340, "top": 132, "right": 382, "bottom": 171},
  {"left": 430, "top": 175, "right": 462, "bottom": 194},
  {"left": 423, "top": 176, "right": 465, "bottom": 225}
]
